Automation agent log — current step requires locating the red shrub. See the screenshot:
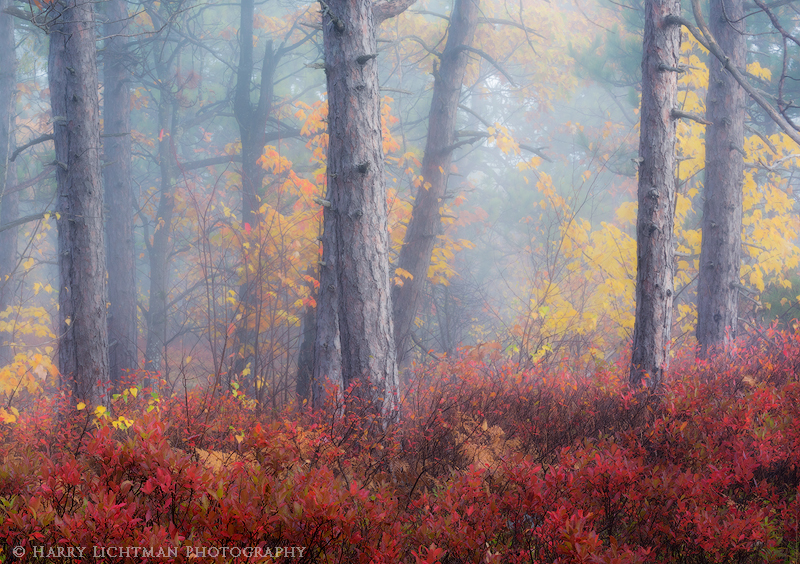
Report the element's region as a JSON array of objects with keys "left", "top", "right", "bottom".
[{"left": 0, "top": 336, "right": 798, "bottom": 562}]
